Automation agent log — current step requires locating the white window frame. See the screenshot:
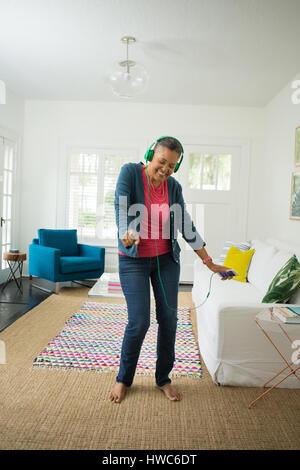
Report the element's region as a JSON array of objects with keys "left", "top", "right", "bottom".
[
  {"left": 0, "top": 127, "right": 21, "bottom": 279},
  {"left": 174, "top": 134, "right": 250, "bottom": 248},
  {"left": 56, "top": 141, "right": 142, "bottom": 248}
]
